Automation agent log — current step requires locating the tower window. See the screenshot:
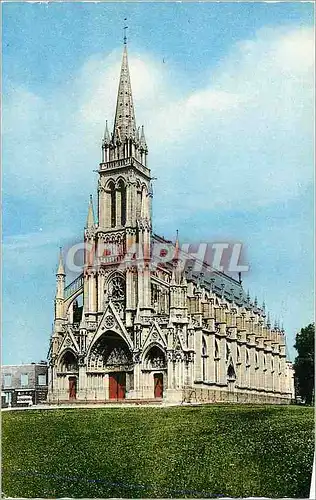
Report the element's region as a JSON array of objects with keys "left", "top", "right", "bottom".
[
  {"left": 117, "top": 181, "right": 126, "bottom": 226},
  {"left": 109, "top": 182, "right": 116, "bottom": 228}
]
